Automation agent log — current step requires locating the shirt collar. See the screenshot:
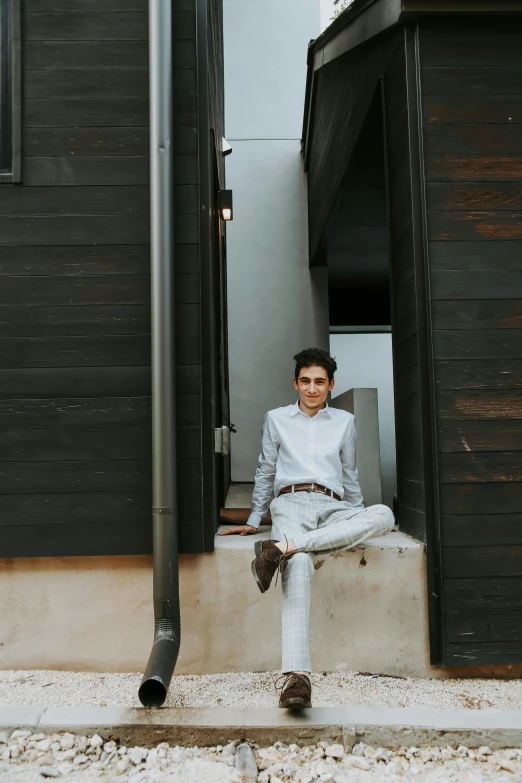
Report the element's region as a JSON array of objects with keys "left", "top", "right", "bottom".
[{"left": 291, "top": 400, "right": 331, "bottom": 417}]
